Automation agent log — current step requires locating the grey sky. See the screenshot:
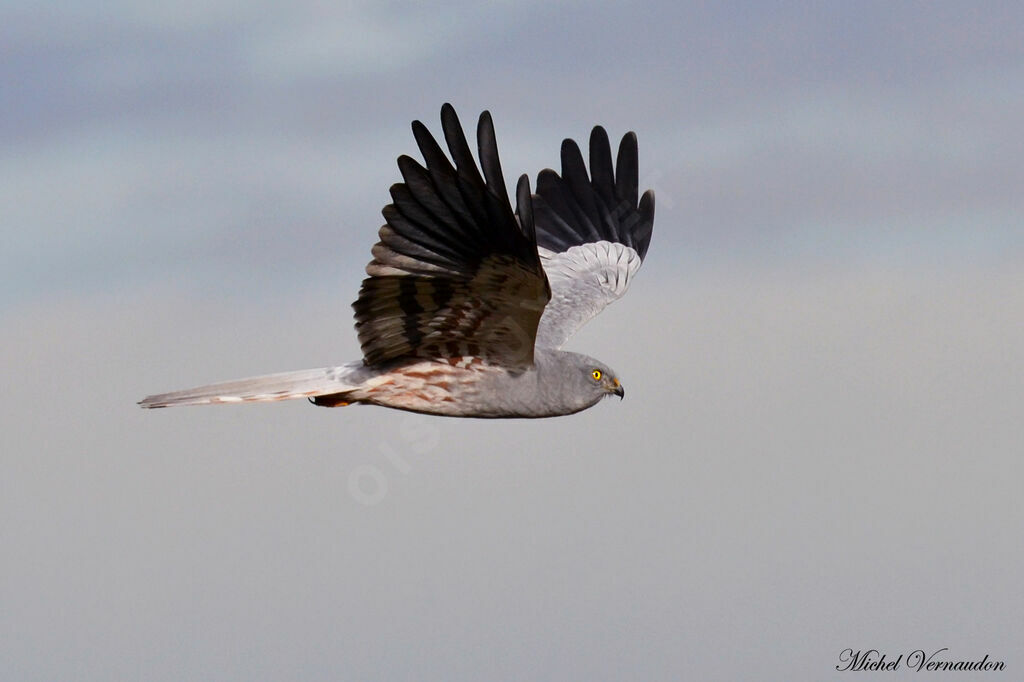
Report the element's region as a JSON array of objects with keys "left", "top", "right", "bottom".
[{"left": 2, "top": 2, "right": 1022, "bottom": 680}]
